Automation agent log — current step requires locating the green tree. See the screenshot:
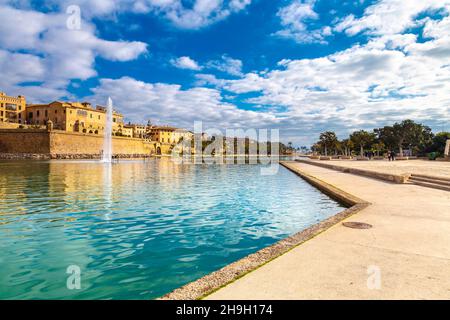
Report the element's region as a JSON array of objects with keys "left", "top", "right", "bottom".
[
  {"left": 311, "top": 142, "right": 323, "bottom": 155},
  {"left": 341, "top": 139, "right": 354, "bottom": 156},
  {"left": 319, "top": 131, "right": 338, "bottom": 156},
  {"left": 371, "top": 142, "right": 385, "bottom": 157},
  {"left": 429, "top": 132, "right": 450, "bottom": 156},
  {"left": 350, "top": 130, "right": 375, "bottom": 156},
  {"left": 374, "top": 126, "right": 398, "bottom": 151},
  {"left": 376, "top": 120, "right": 433, "bottom": 156}
]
